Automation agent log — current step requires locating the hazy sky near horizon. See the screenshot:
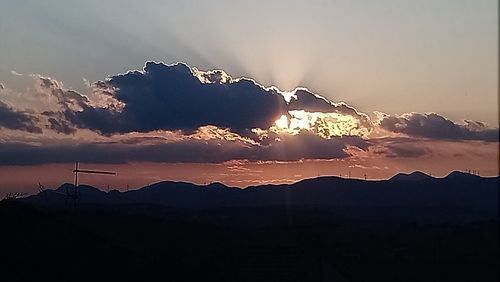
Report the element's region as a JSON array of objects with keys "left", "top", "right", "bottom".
[
  {"left": 0, "top": 1, "right": 498, "bottom": 194},
  {"left": 1, "top": 0, "right": 498, "bottom": 124}
]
